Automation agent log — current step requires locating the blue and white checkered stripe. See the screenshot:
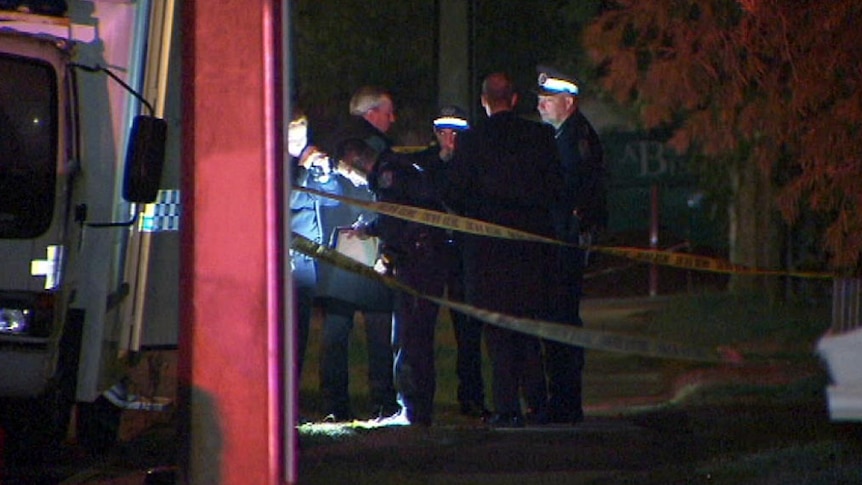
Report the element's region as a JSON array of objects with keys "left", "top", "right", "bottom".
[{"left": 140, "top": 189, "right": 181, "bottom": 232}]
